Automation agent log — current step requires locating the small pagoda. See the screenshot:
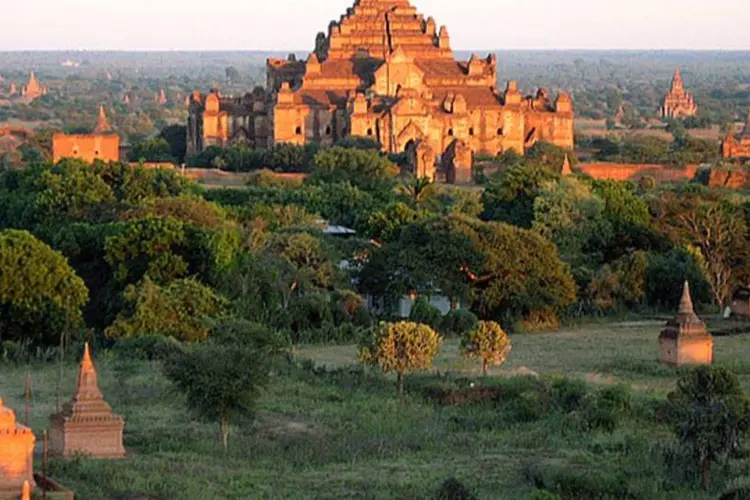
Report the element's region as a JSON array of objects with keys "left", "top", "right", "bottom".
[
  {"left": 0, "top": 398, "right": 35, "bottom": 500},
  {"left": 659, "top": 282, "right": 714, "bottom": 366},
  {"left": 49, "top": 344, "right": 125, "bottom": 459}
]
